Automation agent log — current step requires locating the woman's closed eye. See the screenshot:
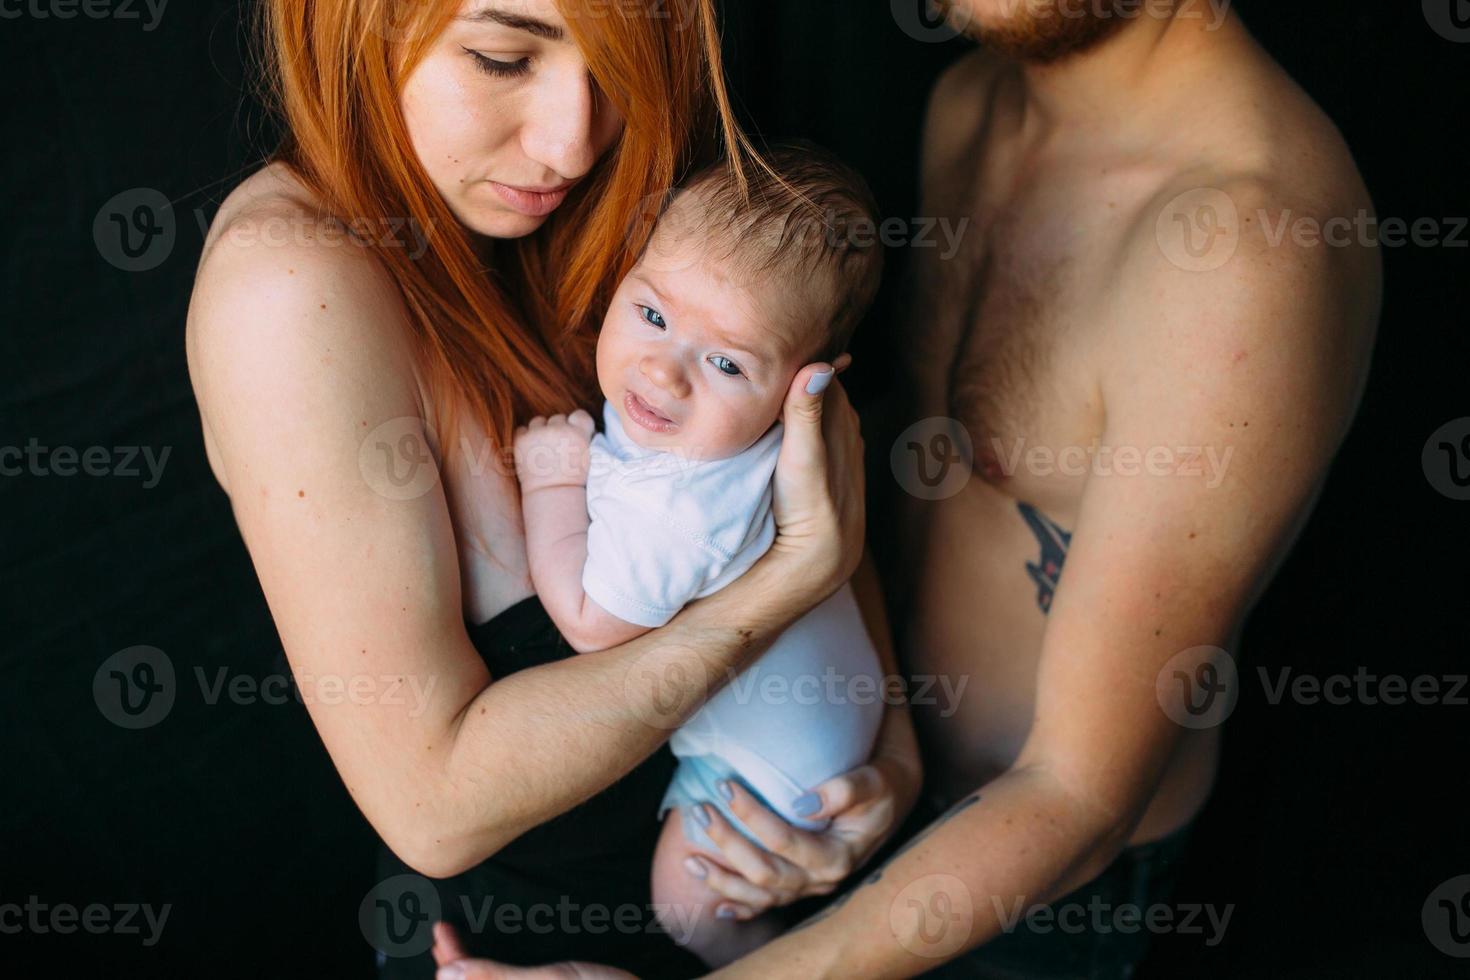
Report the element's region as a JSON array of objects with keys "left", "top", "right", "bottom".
[{"left": 464, "top": 48, "right": 532, "bottom": 78}]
